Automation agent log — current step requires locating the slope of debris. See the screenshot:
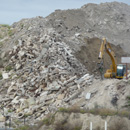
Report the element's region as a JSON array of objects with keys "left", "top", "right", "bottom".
[
  {"left": 73, "top": 78, "right": 130, "bottom": 110},
  {"left": 0, "top": 28, "right": 93, "bottom": 126}
]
